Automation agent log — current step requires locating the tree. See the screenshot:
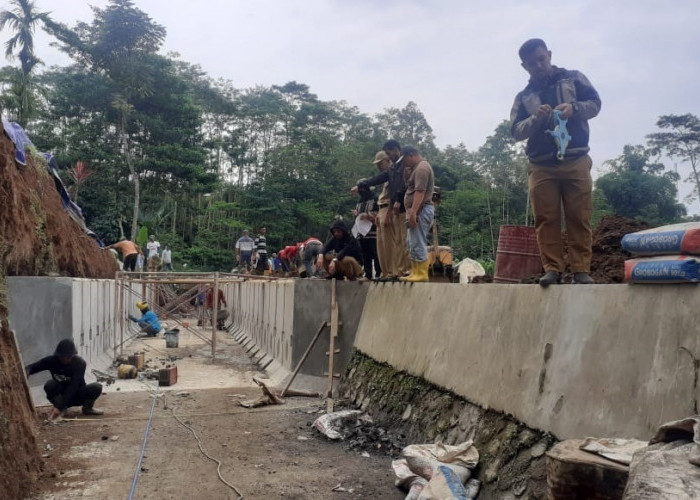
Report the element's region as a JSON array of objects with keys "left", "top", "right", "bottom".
[
  {"left": 595, "top": 145, "right": 685, "bottom": 225},
  {"left": 375, "top": 101, "right": 437, "bottom": 155},
  {"left": 0, "top": 0, "right": 51, "bottom": 125},
  {"left": 647, "top": 114, "right": 700, "bottom": 203}
]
